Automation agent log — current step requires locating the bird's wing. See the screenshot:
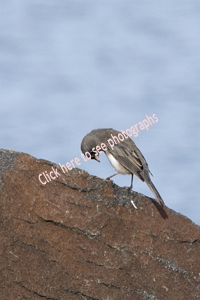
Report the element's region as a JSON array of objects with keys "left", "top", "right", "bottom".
[{"left": 108, "top": 143, "right": 147, "bottom": 182}]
